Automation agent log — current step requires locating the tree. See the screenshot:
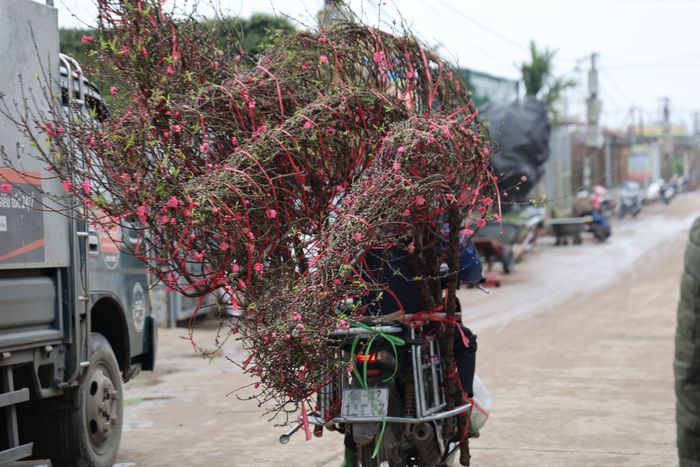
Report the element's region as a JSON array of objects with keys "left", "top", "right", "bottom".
[
  {"left": 520, "top": 40, "right": 575, "bottom": 124},
  {"left": 59, "top": 14, "right": 295, "bottom": 108}
]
